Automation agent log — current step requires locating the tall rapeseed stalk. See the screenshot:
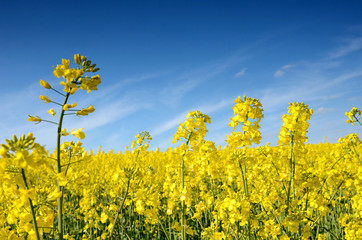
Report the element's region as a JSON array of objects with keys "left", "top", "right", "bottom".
[{"left": 28, "top": 54, "right": 101, "bottom": 239}]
